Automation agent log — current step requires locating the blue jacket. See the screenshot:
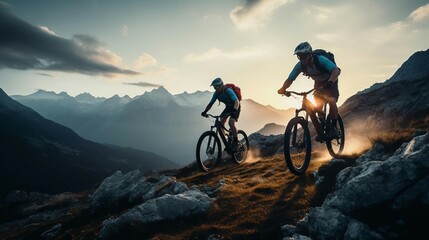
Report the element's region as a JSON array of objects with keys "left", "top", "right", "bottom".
[
  {"left": 208, "top": 87, "right": 238, "bottom": 108},
  {"left": 288, "top": 55, "right": 337, "bottom": 82}
]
